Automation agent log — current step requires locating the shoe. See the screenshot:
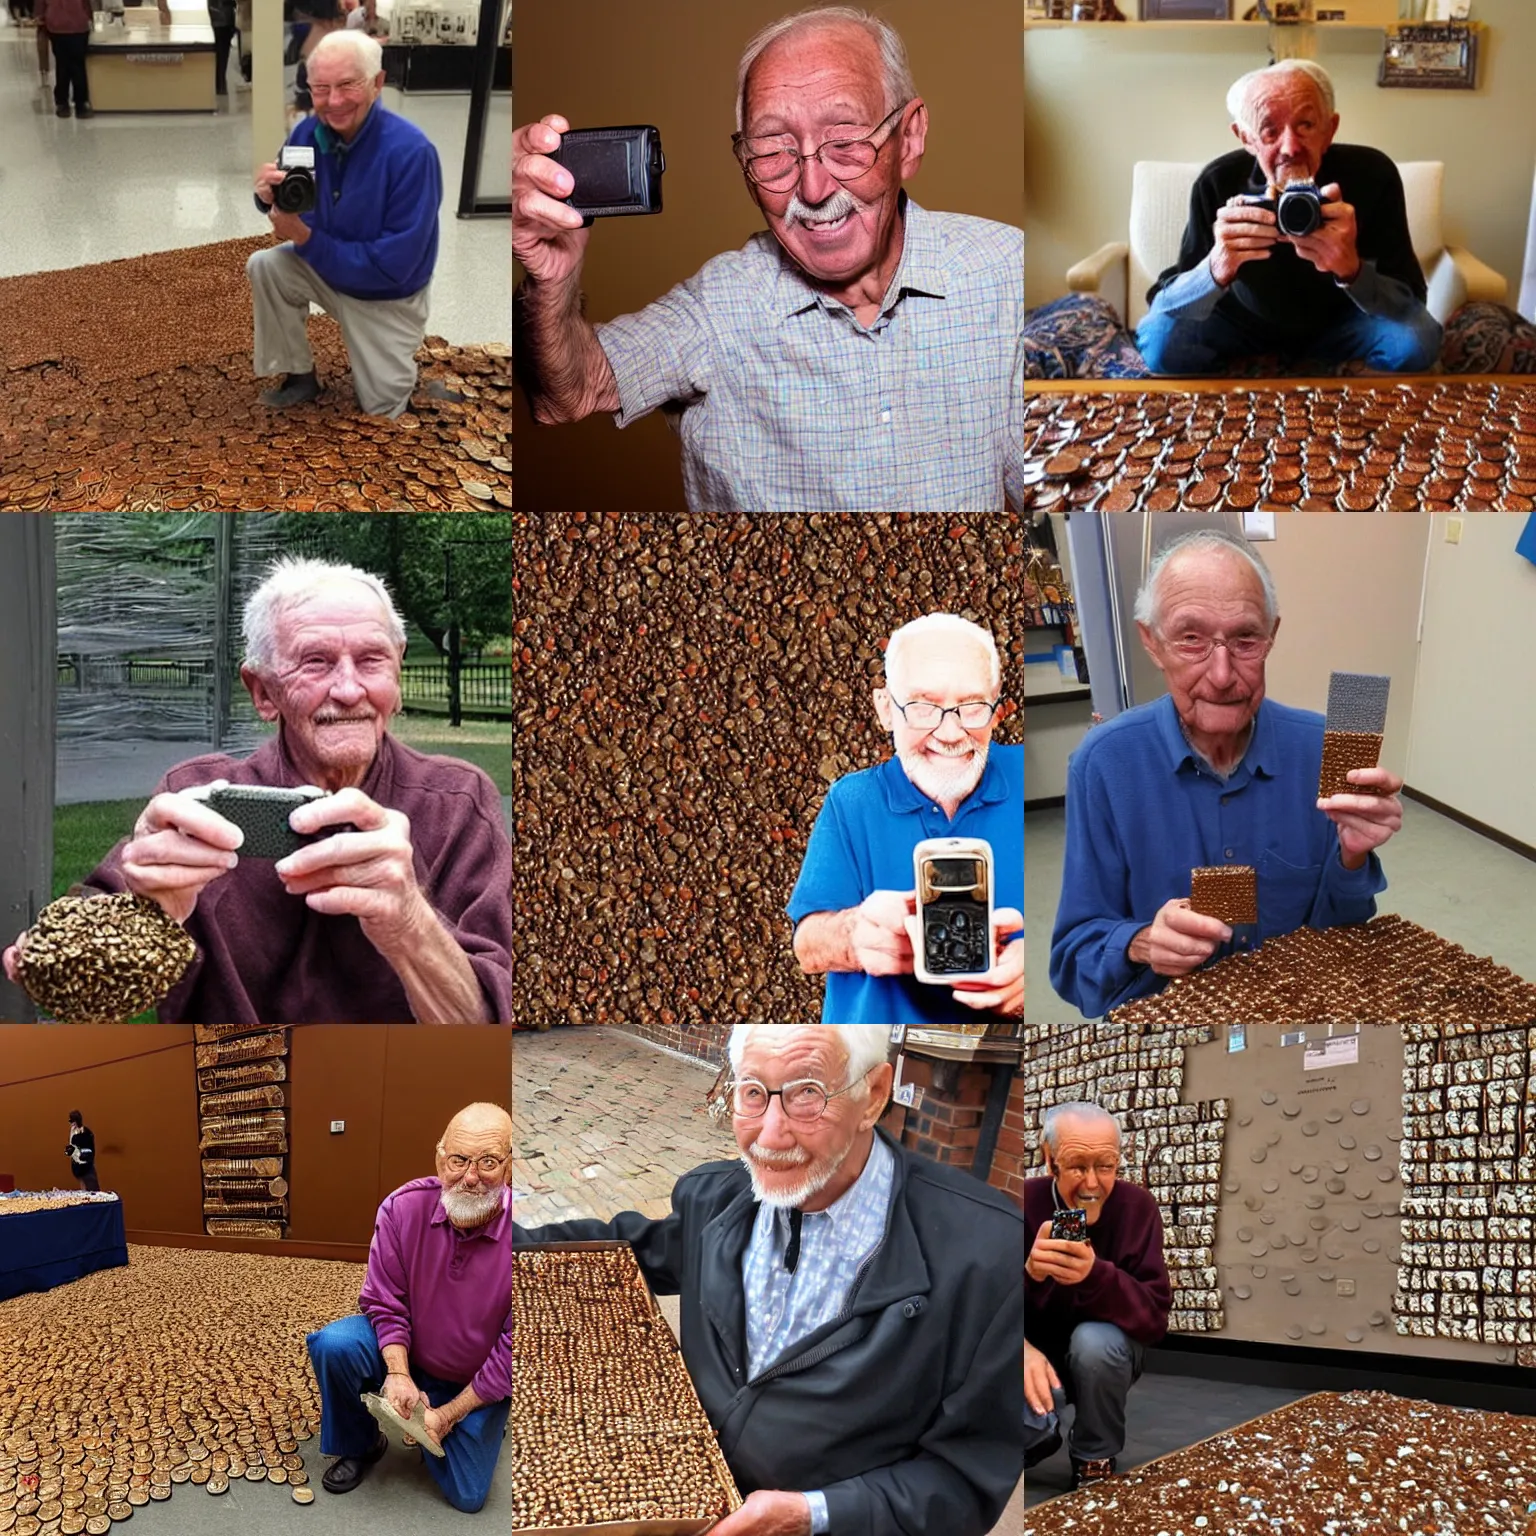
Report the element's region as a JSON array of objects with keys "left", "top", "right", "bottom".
[
  {"left": 1024, "top": 1427, "right": 1062, "bottom": 1471},
  {"left": 75, "top": 103, "right": 93, "bottom": 117},
  {"left": 1070, "top": 1456, "right": 1117, "bottom": 1491},
  {"left": 321, "top": 1430, "right": 387, "bottom": 1494},
  {"left": 258, "top": 372, "right": 321, "bottom": 409},
  {"left": 56, "top": 103, "right": 70, "bottom": 116}
]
